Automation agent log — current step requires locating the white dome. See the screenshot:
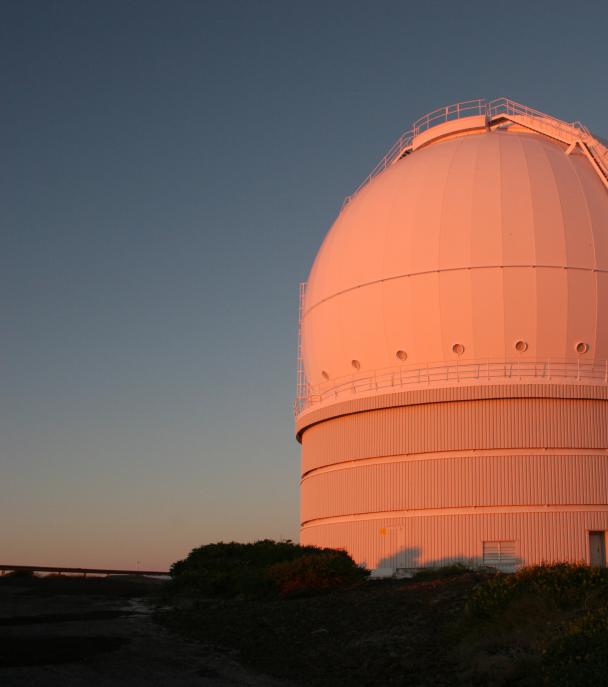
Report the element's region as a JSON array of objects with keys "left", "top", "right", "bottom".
[{"left": 302, "top": 123, "right": 608, "bottom": 389}]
